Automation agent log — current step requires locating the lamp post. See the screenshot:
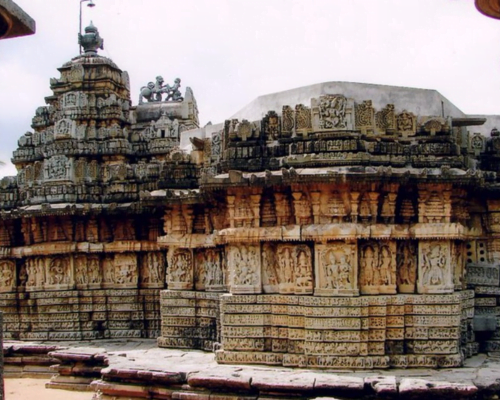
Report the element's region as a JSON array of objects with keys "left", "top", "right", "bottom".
[{"left": 79, "top": 0, "right": 95, "bottom": 54}]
